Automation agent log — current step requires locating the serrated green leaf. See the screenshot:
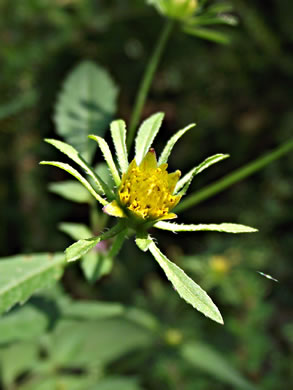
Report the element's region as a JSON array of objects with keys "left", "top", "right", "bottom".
[
  {"left": 135, "top": 112, "right": 164, "bottom": 165},
  {"left": 181, "top": 342, "right": 257, "bottom": 390},
  {"left": 110, "top": 119, "right": 129, "bottom": 173},
  {"left": 183, "top": 26, "right": 232, "bottom": 45},
  {"left": 40, "top": 161, "right": 108, "bottom": 206},
  {"left": 88, "top": 135, "right": 121, "bottom": 186},
  {"left": 59, "top": 222, "right": 92, "bottom": 241},
  {"left": 44, "top": 138, "right": 113, "bottom": 199},
  {"left": 54, "top": 60, "right": 118, "bottom": 162},
  {"left": 0, "top": 253, "right": 65, "bottom": 315},
  {"left": 158, "top": 123, "right": 195, "bottom": 165},
  {"left": 65, "top": 223, "right": 124, "bottom": 262},
  {"left": 48, "top": 181, "right": 91, "bottom": 203},
  {"left": 175, "top": 153, "right": 229, "bottom": 195},
  {"left": 154, "top": 221, "right": 258, "bottom": 233},
  {"left": 148, "top": 239, "right": 223, "bottom": 324}
]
